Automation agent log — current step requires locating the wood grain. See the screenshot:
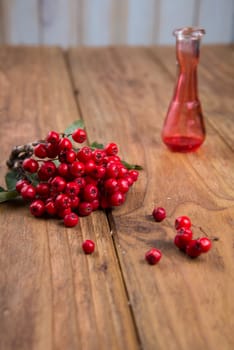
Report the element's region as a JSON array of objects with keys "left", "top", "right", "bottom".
[
  {"left": 0, "top": 47, "right": 138, "bottom": 350},
  {"left": 68, "top": 46, "right": 234, "bottom": 350}
]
